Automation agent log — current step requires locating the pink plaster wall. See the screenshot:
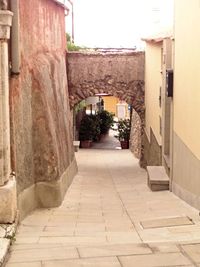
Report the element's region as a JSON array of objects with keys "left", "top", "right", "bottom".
[{"left": 10, "top": 0, "right": 75, "bottom": 194}]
